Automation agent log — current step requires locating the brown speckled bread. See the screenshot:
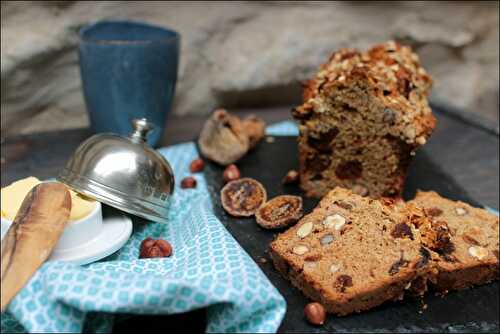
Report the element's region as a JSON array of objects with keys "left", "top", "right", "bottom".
[
  {"left": 293, "top": 41, "right": 436, "bottom": 199},
  {"left": 269, "top": 187, "right": 435, "bottom": 316},
  {"left": 410, "top": 191, "right": 499, "bottom": 292}
]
